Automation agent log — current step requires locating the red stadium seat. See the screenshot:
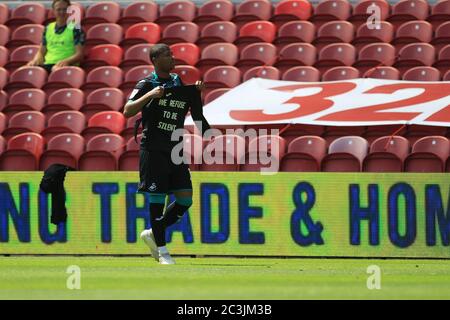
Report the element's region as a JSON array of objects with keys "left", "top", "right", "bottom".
[
  {"left": 80, "top": 88, "right": 124, "bottom": 121},
  {"left": 234, "top": 21, "right": 276, "bottom": 51},
  {"left": 118, "top": 1, "right": 159, "bottom": 31},
  {"left": 161, "top": 22, "right": 199, "bottom": 45},
  {"left": 46, "top": 110, "right": 86, "bottom": 134},
  {"left": 387, "top": 0, "right": 430, "bottom": 30},
  {"left": 243, "top": 66, "right": 280, "bottom": 81},
  {"left": 81, "top": 66, "right": 123, "bottom": 95},
  {"left": 43, "top": 88, "right": 85, "bottom": 117},
  {"left": 204, "top": 88, "right": 230, "bottom": 105},
  {"left": 321, "top": 136, "right": 369, "bottom": 172},
  {"left": 314, "top": 43, "right": 356, "bottom": 75},
  {"left": 235, "top": 42, "right": 277, "bottom": 74},
  {"left": 431, "top": 21, "right": 450, "bottom": 54},
  {"left": 275, "top": 43, "right": 317, "bottom": 74},
  {"left": 352, "top": 21, "right": 394, "bottom": 52},
  {"left": 4, "top": 45, "right": 39, "bottom": 71},
  {"left": 0, "top": 46, "right": 8, "bottom": 68},
  {"left": 393, "top": 43, "right": 436, "bottom": 76},
  {"left": 170, "top": 43, "right": 200, "bottom": 68},
  {"left": 118, "top": 136, "right": 141, "bottom": 171},
  {"left": 271, "top": 0, "right": 313, "bottom": 28},
  {"left": 362, "top": 135, "right": 409, "bottom": 172},
  {"left": 200, "top": 134, "right": 245, "bottom": 171},
  {"left": 322, "top": 126, "right": 366, "bottom": 146},
  {"left": 2, "top": 88, "right": 46, "bottom": 119},
  {"left": 363, "top": 124, "right": 407, "bottom": 144},
  {"left": 282, "top": 66, "right": 321, "bottom": 82},
  {"left": 6, "top": 3, "right": 46, "bottom": 32},
  {"left": 0, "top": 67, "right": 9, "bottom": 90},
  {"left": 155, "top": 0, "right": 197, "bottom": 32},
  {"left": 273, "top": 21, "right": 316, "bottom": 51},
  {"left": 402, "top": 66, "right": 441, "bottom": 81},
  {"left": 353, "top": 43, "right": 396, "bottom": 75},
  {"left": 0, "top": 3, "right": 9, "bottom": 25},
  {"left": 195, "top": 43, "right": 238, "bottom": 75},
  {"left": 4, "top": 66, "right": 48, "bottom": 95},
  {"left": 82, "top": 1, "right": 121, "bottom": 32},
  {"left": 120, "top": 65, "right": 155, "bottom": 97},
  {"left": 203, "top": 66, "right": 241, "bottom": 91},
  {"left": 309, "top": 0, "right": 353, "bottom": 29},
  {"left": 6, "top": 24, "right": 44, "bottom": 51},
  {"left": 433, "top": 44, "right": 450, "bottom": 74},
  {"left": 196, "top": 21, "right": 237, "bottom": 50},
  {"left": 173, "top": 65, "right": 201, "bottom": 84},
  {"left": 120, "top": 44, "right": 153, "bottom": 72},
  {"left": 248, "top": 135, "right": 286, "bottom": 159},
  {"left": 83, "top": 44, "right": 123, "bottom": 72},
  {"left": 404, "top": 125, "right": 448, "bottom": 146},
  {"left": 404, "top": 136, "right": 449, "bottom": 172},
  {"left": 0, "top": 112, "right": 5, "bottom": 134},
  {"left": 41, "top": 66, "right": 86, "bottom": 95},
  {"left": 0, "top": 134, "right": 5, "bottom": 154},
  {"left": 349, "top": 0, "right": 391, "bottom": 30},
  {"left": 170, "top": 43, "right": 200, "bottom": 66},
  {"left": 193, "top": 0, "right": 235, "bottom": 30},
  {"left": 231, "top": 0, "right": 273, "bottom": 29},
  {"left": 85, "top": 23, "right": 123, "bottom": 52},
  {"left": 363, "top": 66, "right": 400, "bottom": 79},
  {"left": 427, "top": 0, "right": 450, "bottom": 30},
  {"left": 392, "top": 20, "right": 433, "bottom": 53},
  {"left": 3, "top": 110, "right": 45, "bottom": 141},
  {"left": 313, "top": 21, "right": 355, "bottom": 52},
  {"left": 39, "top": 133, "right": 85, "bottom": 170},
  {"left": 79, "top": 134, "right": 125, "bottom": 170},
  {"left": 0, "top": 26, "right": 9, "bottom": 48},
  {"left": 0, "top": 91, "right": 8, "bottom": 112},
  {"left": 0, "top": 132, "right": 44, "bottom": 170},
  {"left": 85, "top": 110, "right": 126, "bottom": 136},
  {"left": 279, "top": 124, "right": 325, "bottom": 146},
  {"left": 322, "top": 66, "right": 360, "bottom": 81},
  {"left": 280, "top": 135, "right": 326, "bottom": 172},
  {"left": 444, "top": 69, "right": 450, "bottom": 81},
  {"left": 120, "top": 22, "right": 161, "bottom": 49},
  {"left": 42, "top": 110, "right": 86, "bottom": 142}
]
